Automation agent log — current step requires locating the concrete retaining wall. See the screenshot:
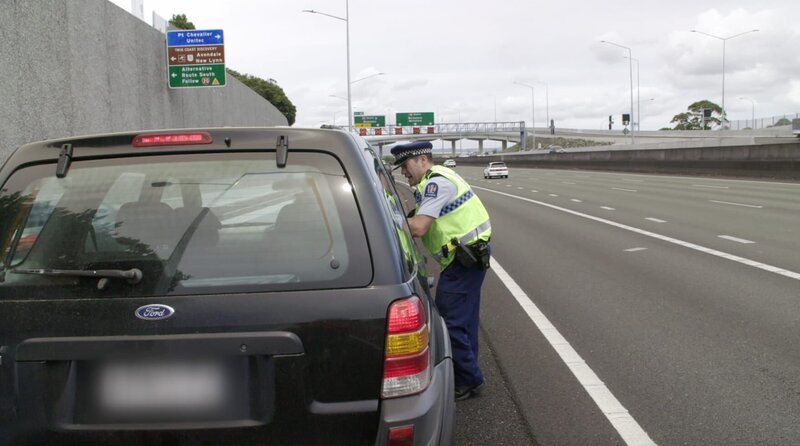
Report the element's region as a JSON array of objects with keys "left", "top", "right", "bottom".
[
  {"left": 448, "top": 142, "right": 800, "bottom": 180},
  {"left": 0, "top": 0, "right": 288, "bottom": 163}
]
